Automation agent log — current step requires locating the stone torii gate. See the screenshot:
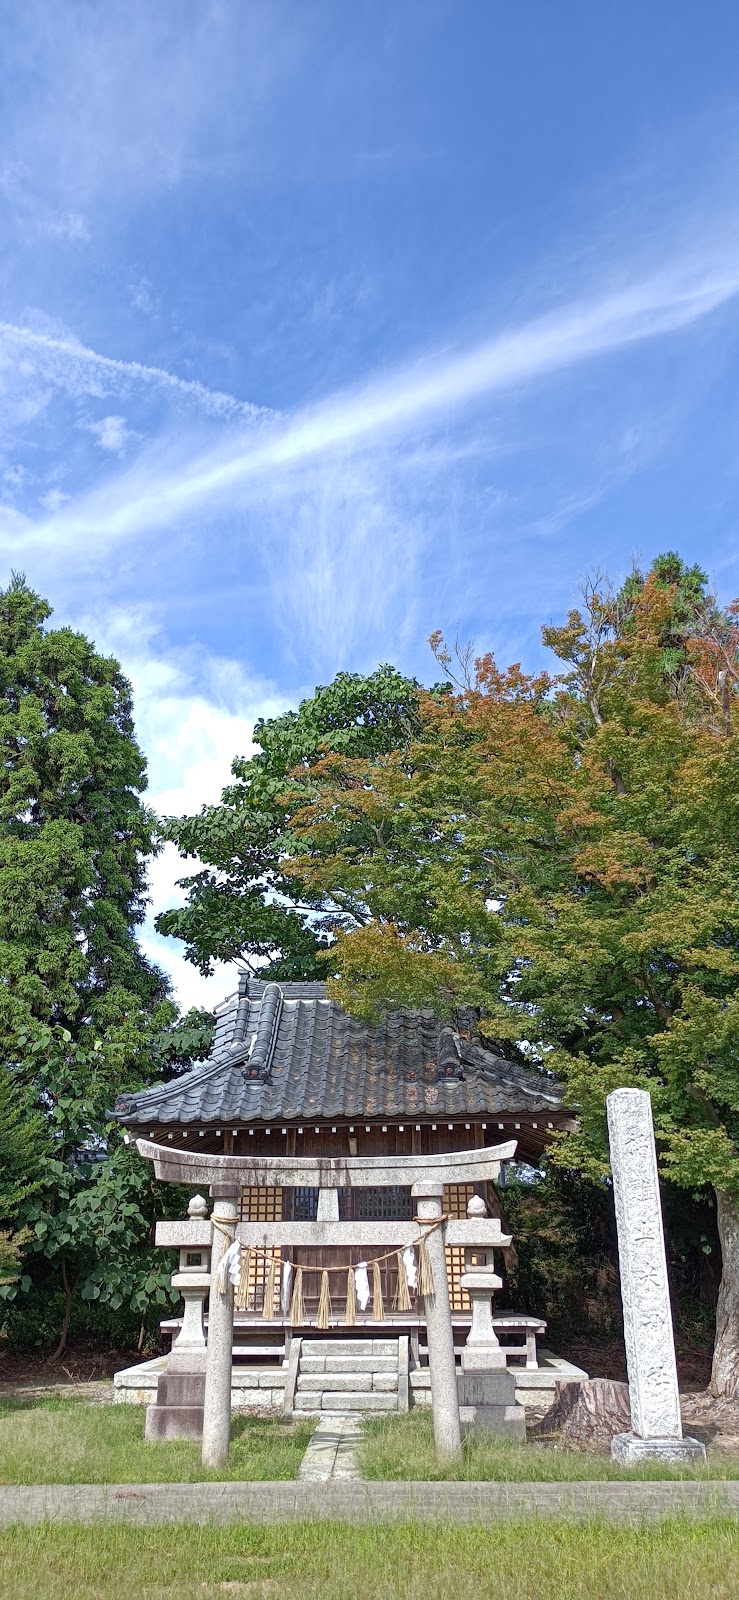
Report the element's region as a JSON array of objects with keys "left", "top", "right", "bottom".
[{"left": 137, "top": 1136, "right": 517, "bottom": 1467}]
